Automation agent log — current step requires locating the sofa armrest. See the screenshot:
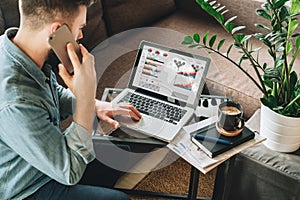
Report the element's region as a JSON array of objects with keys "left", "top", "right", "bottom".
[{"left": 228, "top": 110, "right": 300, "bottom": 200}]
